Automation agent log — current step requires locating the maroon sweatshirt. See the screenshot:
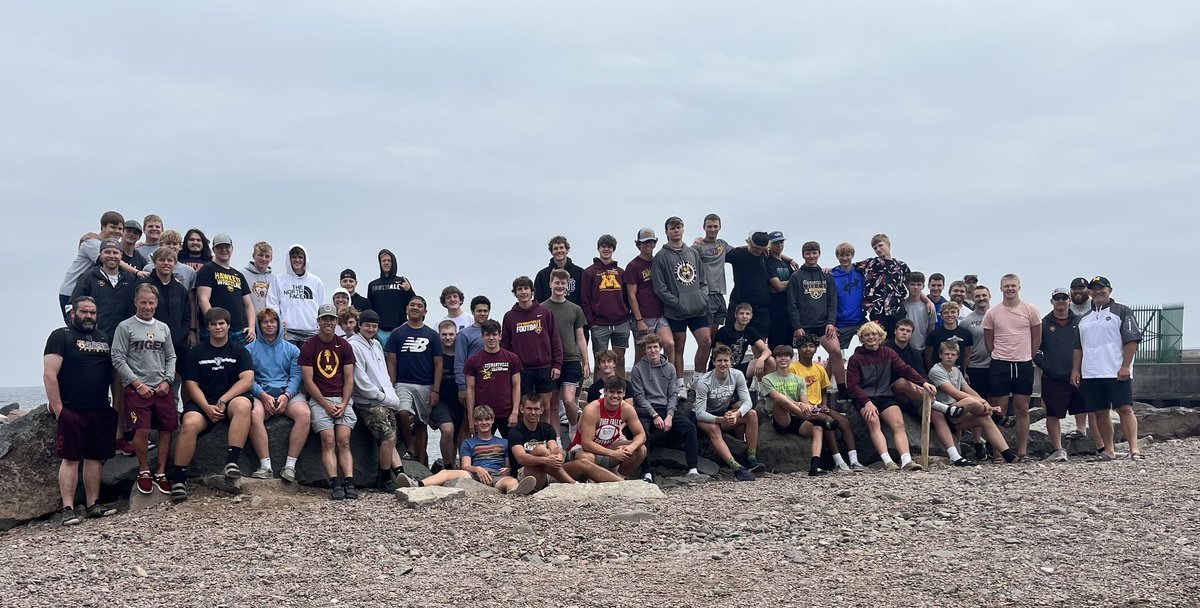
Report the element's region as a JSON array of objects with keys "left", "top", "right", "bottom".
[
  {"left": 500, "top": 301, "right": 563, "bottom": 371},
  {"left": 846, "top": 344, "right": 927, "bottom": 408},
  {"left": 580, "top": 258, "right": 630, "bottom": 326}
]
